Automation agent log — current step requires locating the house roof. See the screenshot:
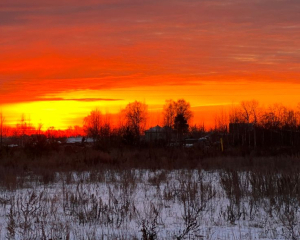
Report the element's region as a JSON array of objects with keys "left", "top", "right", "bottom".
[
  {"left": 145, "top": 125, "right": 175, "bottom": 133},
  {"left": 145, "top": 125, "right": 163, "bottom": 133}
]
